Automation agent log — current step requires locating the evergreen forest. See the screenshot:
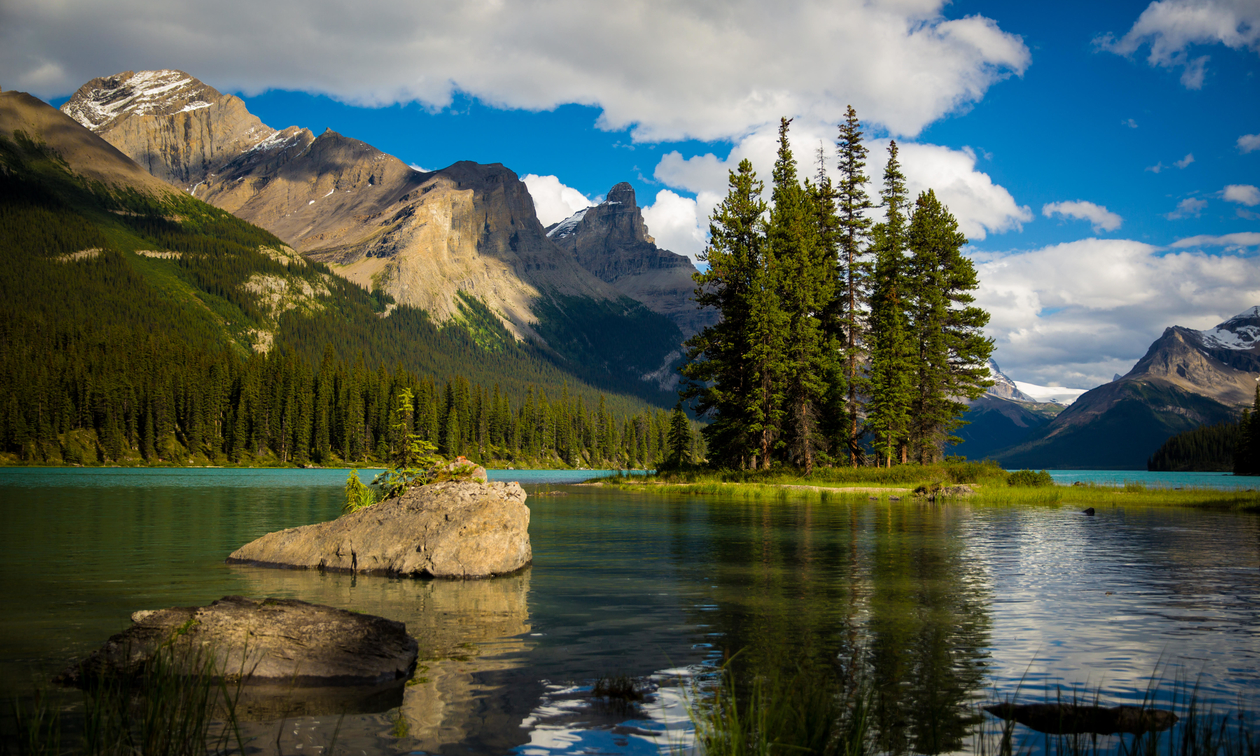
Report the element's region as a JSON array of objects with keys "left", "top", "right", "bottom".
[
  {"left": 0, "top": 129, "right": 697, "bottom": 468},
  {"left": 683, "top": 110, "right": 993, "bottom": 472}
]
